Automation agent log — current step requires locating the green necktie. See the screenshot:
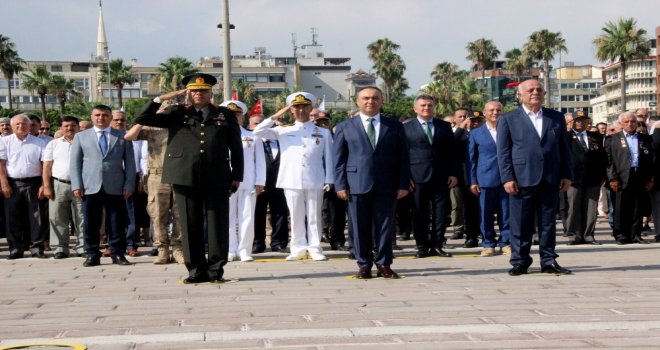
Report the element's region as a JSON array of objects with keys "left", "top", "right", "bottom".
[
  {"left": 424, "top": 121, "right": 433, "bottom": 145},
  {"left": 367, "top": 117, "right": 376, "bottom": 149}
]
